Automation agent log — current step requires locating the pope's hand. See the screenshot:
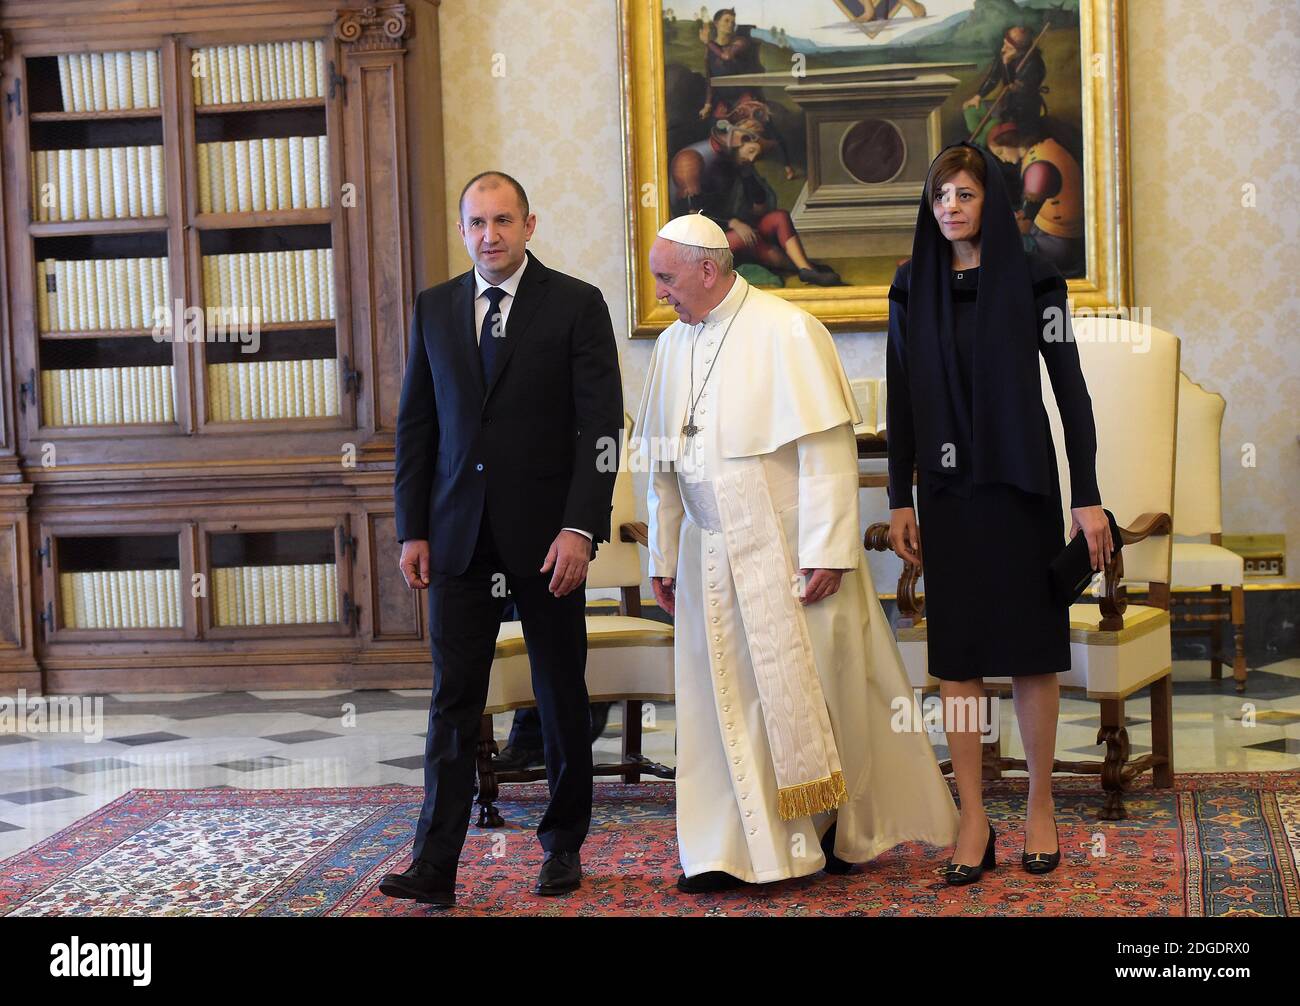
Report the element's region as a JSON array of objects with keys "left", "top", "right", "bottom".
[
  {"left": 540, "top": 529, "right": 590, "bottom": 597},
  {"left": 398, "top": 539, "right": 430, "bottom": 590},
  {"left": 652, "top": 576, "right": 676, "bottom": 616},
  {"left": 799, "top": 568, "right": 844, "bottom": 605}
]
